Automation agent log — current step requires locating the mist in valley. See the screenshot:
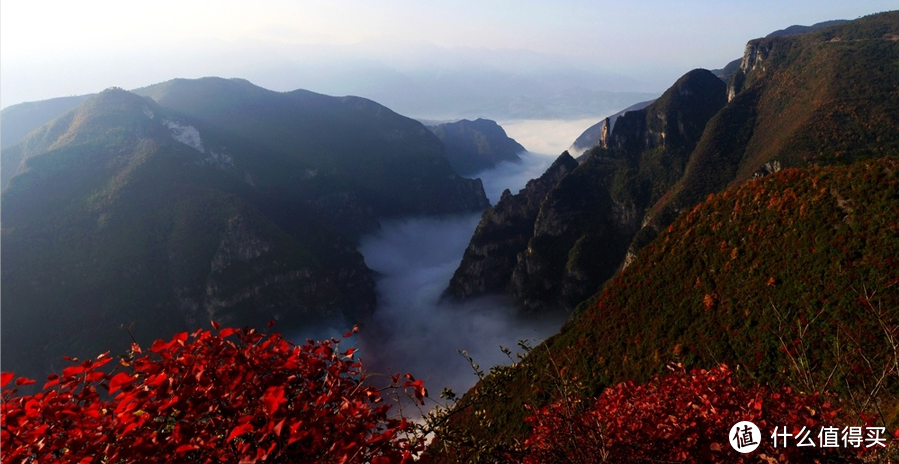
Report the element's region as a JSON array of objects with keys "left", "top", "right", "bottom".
[{"left": 354, "top": 151, "right": 564, "bottom": 398}]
